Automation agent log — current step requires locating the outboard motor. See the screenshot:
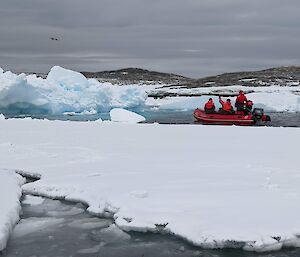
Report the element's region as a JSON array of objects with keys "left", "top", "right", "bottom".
[
  {"left": 262, "top": 114, "right": 271, "bottom": 122},
  {"left": 252, "top": 108, "right": 271, "bottom": 122},
  {"left": 252, "top": 108, "right": 264, "bottom": 120}
]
